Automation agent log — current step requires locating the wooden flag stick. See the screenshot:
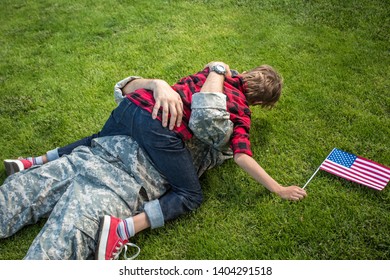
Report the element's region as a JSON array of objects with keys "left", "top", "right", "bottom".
[{"left": 302, "top": 148, "right": 336, "bottom": 189}]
